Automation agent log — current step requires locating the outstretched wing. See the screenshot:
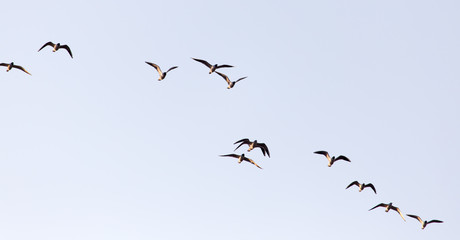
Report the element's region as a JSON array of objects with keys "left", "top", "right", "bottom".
[
  {"left": 0, "top": 63, "right": 8, "bottom": 67},
  {"left": 427, "top": 219, "right": 443, "bottom": 224},
  {"left": 166, "top": 66, "right": 178, "bottom": 73},
  {"left": 314, "top": 151, "right": 330, "bottom": 160},
  {"left": 60, "top": 44, "right": 73, "bottom": 58},
  {"left": 12, "top": 65, "right": 31, "bottom": 75},
  {"left": 38, "top": 41, "right": 54, "bottom": 52},
  {"left": 369, "top": 203, "right": 387, "bottom": 211},
  {"left": 257, "top": 143, "right": 270, "bottom": 157},
  {"left": 233, "top": 138, "right": 251, "bottom": 151},
  {"left": 234, "top": 138, "right": 250, "bottom": 145},
  {"left": 215, "top": 71, "right": 231, "bottom": 84},
  {"left": 346, "top": 181, "right": 360, "bottom": 189},
  {"left": 234, "top": 76, "right": 247, "bottom": 83},
  {"left": 406, "top": 214, "right": 423, "bottom": 224},
  {"left": 145, "top": 61, "right": 162, "bottom": 75},
  {"left": 391, "top": 207, "right": 406, "bottom": 221},
  {"left": 192, "top": 58, "right": 212, "bottom": 68},
  {"left": 364, "top": 183, "right": 377, "bottom": 194},
  {"left": 219, "top": 154, "right": 240, "bottom": 159},
  {"left": 245, "top": 157, "right": 262, "bottom": 169},
  {"left": 215, "top": 64, "right": 234, "bottom": 69},
  {"left": 335, "top": 155, "right": 350, "bottom": 162}
]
